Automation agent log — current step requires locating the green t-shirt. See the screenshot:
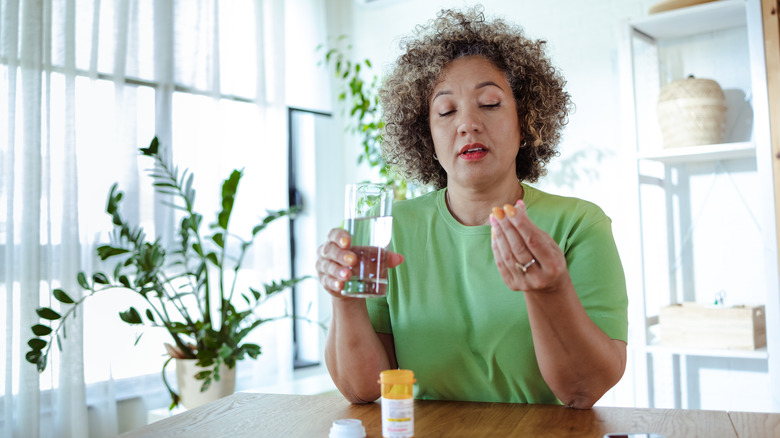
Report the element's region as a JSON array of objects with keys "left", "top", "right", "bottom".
[{"left": 366, "top": 184, "right": 628, "bottom": 404}]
